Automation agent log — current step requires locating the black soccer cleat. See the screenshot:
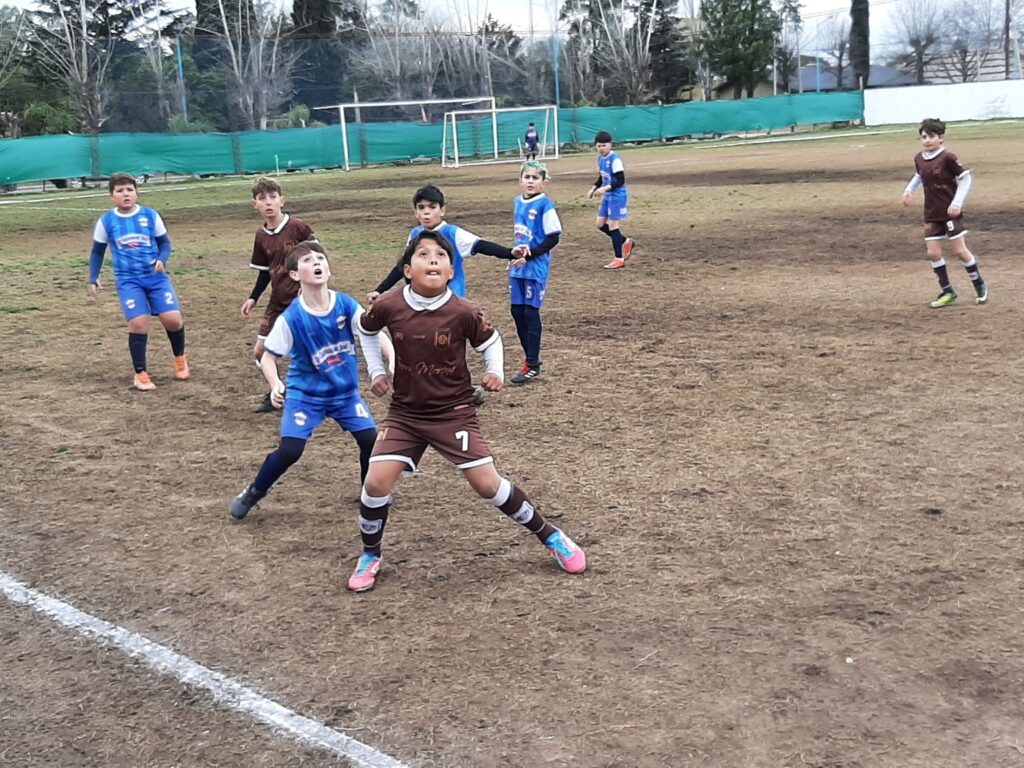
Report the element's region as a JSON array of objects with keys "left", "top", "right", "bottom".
[
  {"left": 230, "top": 484, "right": 266, "bottom": 520},
  {"left": 254, "top": 392, "right": 276, "bottom": 413}
]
